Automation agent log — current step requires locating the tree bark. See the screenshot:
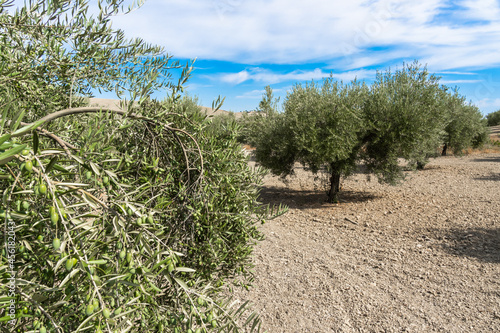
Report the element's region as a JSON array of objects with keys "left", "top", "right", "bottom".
[
  {"left": 441, "top": 143, "right": 448, "bottom": 156},
  {"left": 328, "top": 169, "right": 341, "bottom": 203}
]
